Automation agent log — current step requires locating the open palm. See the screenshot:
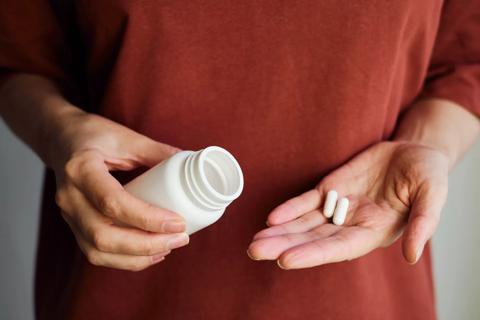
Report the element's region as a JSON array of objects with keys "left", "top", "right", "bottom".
[{"left": 248, "top": 141, "right": 449, "bottom": 269}]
